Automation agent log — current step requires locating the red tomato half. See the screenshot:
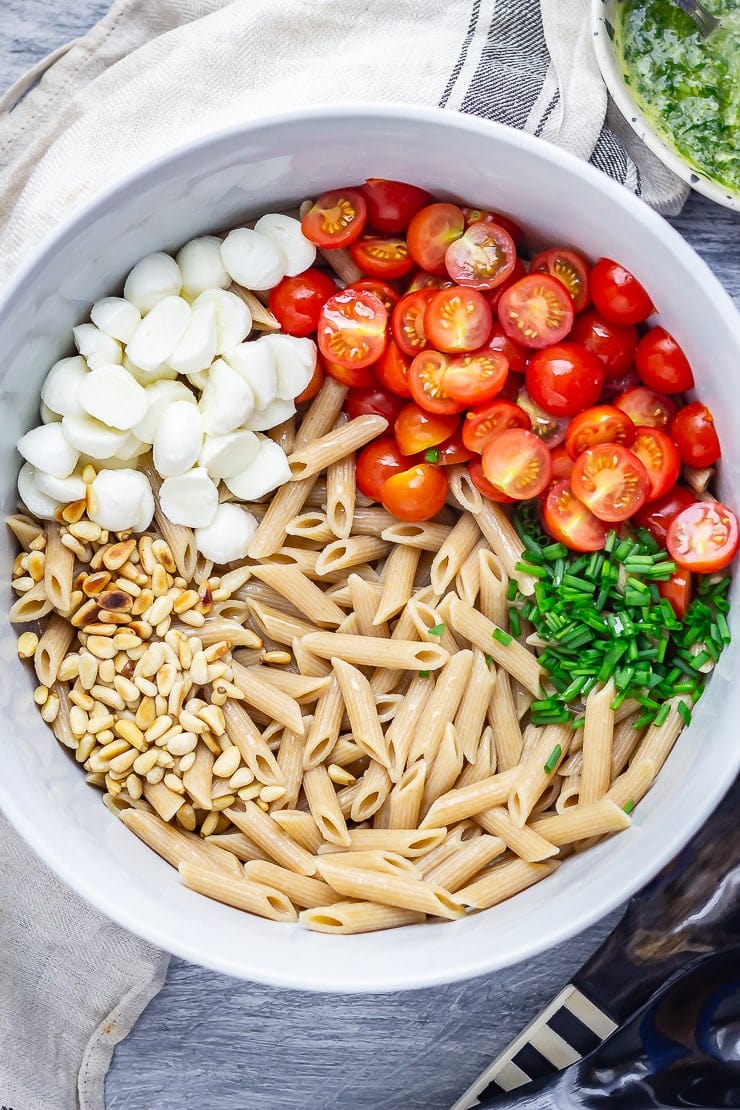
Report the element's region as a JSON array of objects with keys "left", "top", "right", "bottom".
[
  {"left": 349, "top": 236, "right": 414, "bottom": 281},
  {"left": 468, "top": 456, "right": 515, "bottom": 503},
  {"left": 571, "top": 443, "right": 649, "bottom": 522},
  {"left": 630, "top": 426, "right": 681, "bottom": 501},
  {"left": 406, "top": 203, "right": 466, "bottom": 274},
  {"left": 408, "top": 350, "right": 464, "bottom": 416},
  {"left": 635, "top": 327, "right": 694, "bottom": 393},
  {"left": 381, "top": 463, "right": 449, "bottom": 522},
  {"left": 355, "top": 437, "right": 409, "bottom": 501},
  {"left": 462, "top": 399, "right": 531, "bottom": 453},
  {"left": 322, "top": 356, "right": 377, "bottom": 388},
  {"left": 424, "top": 287, "right": 493, "bottom": 354},
  {"left": 569, "top": 309, "right": 638, "bottom": 380},
  {"left": 375, "top": 339, "right": 412, "bottom": 398},
  {"left": 525, "top": 342, "right": 604, "bottom": 417},
  {"left": 591, "top": 258, "right": 655, "bottom": 325},
  {"left": 345, "top": 385, "right": 406, "bottom": 426},
  {"left": 301, "top": 188, "right": 367, "bottom": 248},
  {"left": 481, "top": 428, "right": 552, "bottom": 500},
  {"left": 435, "top": 429, "right": 475, "bottom": 465},
  {"left": 405, "top": 269, "right": 455, "bottom": 292},
  {"left": 359, "top": 179, "right": 433, "bottom": 234},
  {"left": 486, "top": 321, "right": 529, "bottom": 374},
  {"left": 317, "top": 289, "right": 388, "bottom": 370},
  {"left": 670, "top": 402, "right": 721, "bottom": 468},
  {"left": 565, "top": 405, "right": 636, "bottom": 459},
  {"left": 550, "top": 444, "right": 575, "bottom": 483},
  {"left": 268, "top": 268, "right": 337, "bottom": 337},
  {"left": 667, "top": 502, "right": 739, "bottom": 573},
  {"left": 391, "top": 289, "right": 436, "bottom": 357},
  {"left": 394, "top": 403, "right": 459, "bottom": 456},
  {"left": 498, "top": 274, "right": 574, "bottom": 349},
  {"left": 634, "top": 486, "right": 697, "bottom": 544},
  {"left": 529, "top": 248, "right": 590, "bottom": 312},
  {"left": 346, "top": 278, "right": 400, "bottom": 315},
  {"left": 444, "top": 350, "right": 509, "bottom": 406},
  {"left": 483, "top": 257, "right": 527, "bottom": 316},
  {"left": 463, "top": 209, "right": 526, "bottom": 248},
  {"left": 658, "top": 568, "right": 692, "bottom": 619},
  {"left": 516, "top": 388, "right": 570, "bottom": 448},
  {"left": 614, "top": 387, "right": 676, "bottom": 430},
  {"left": 542, "top": 479, "right": 608, "bottom": 552},
  {"left": 444, "top": 221, "right": 517, "bottom": 290}
]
